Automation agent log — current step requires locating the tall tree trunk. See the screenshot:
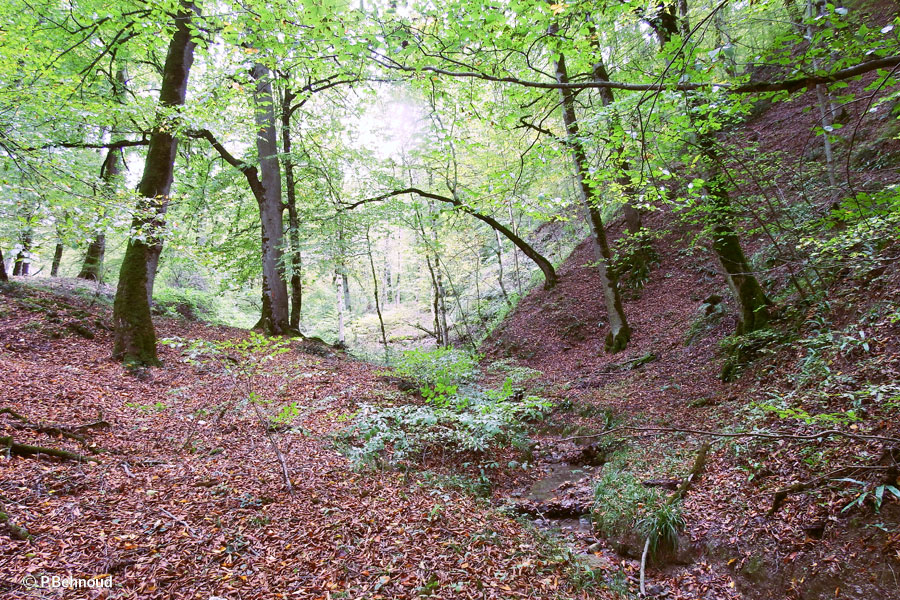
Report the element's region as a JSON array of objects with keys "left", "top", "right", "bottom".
[
  {"left": 651, "top": 0, "right": 770, "bottom": 335},
  {"left": 250, "top": 63, "right": 291, "bottom": 335},
  {"left": 0, "top": 248, "right": 7, "bottom": 282},
  {"left": 281, "top": 88, "right": 304, "bottom": 331},
  {"left": 112, "top": 5, "right": 196, "bottom": 365},
  {"left": 592, "top": 56, "right": 652, "bottom": 277},
  {"left": 554, "top": 52, "right": 631, "bottom": 353},
  {"left": 335, "top": 271, "right": 346, "bottom": 345}
]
